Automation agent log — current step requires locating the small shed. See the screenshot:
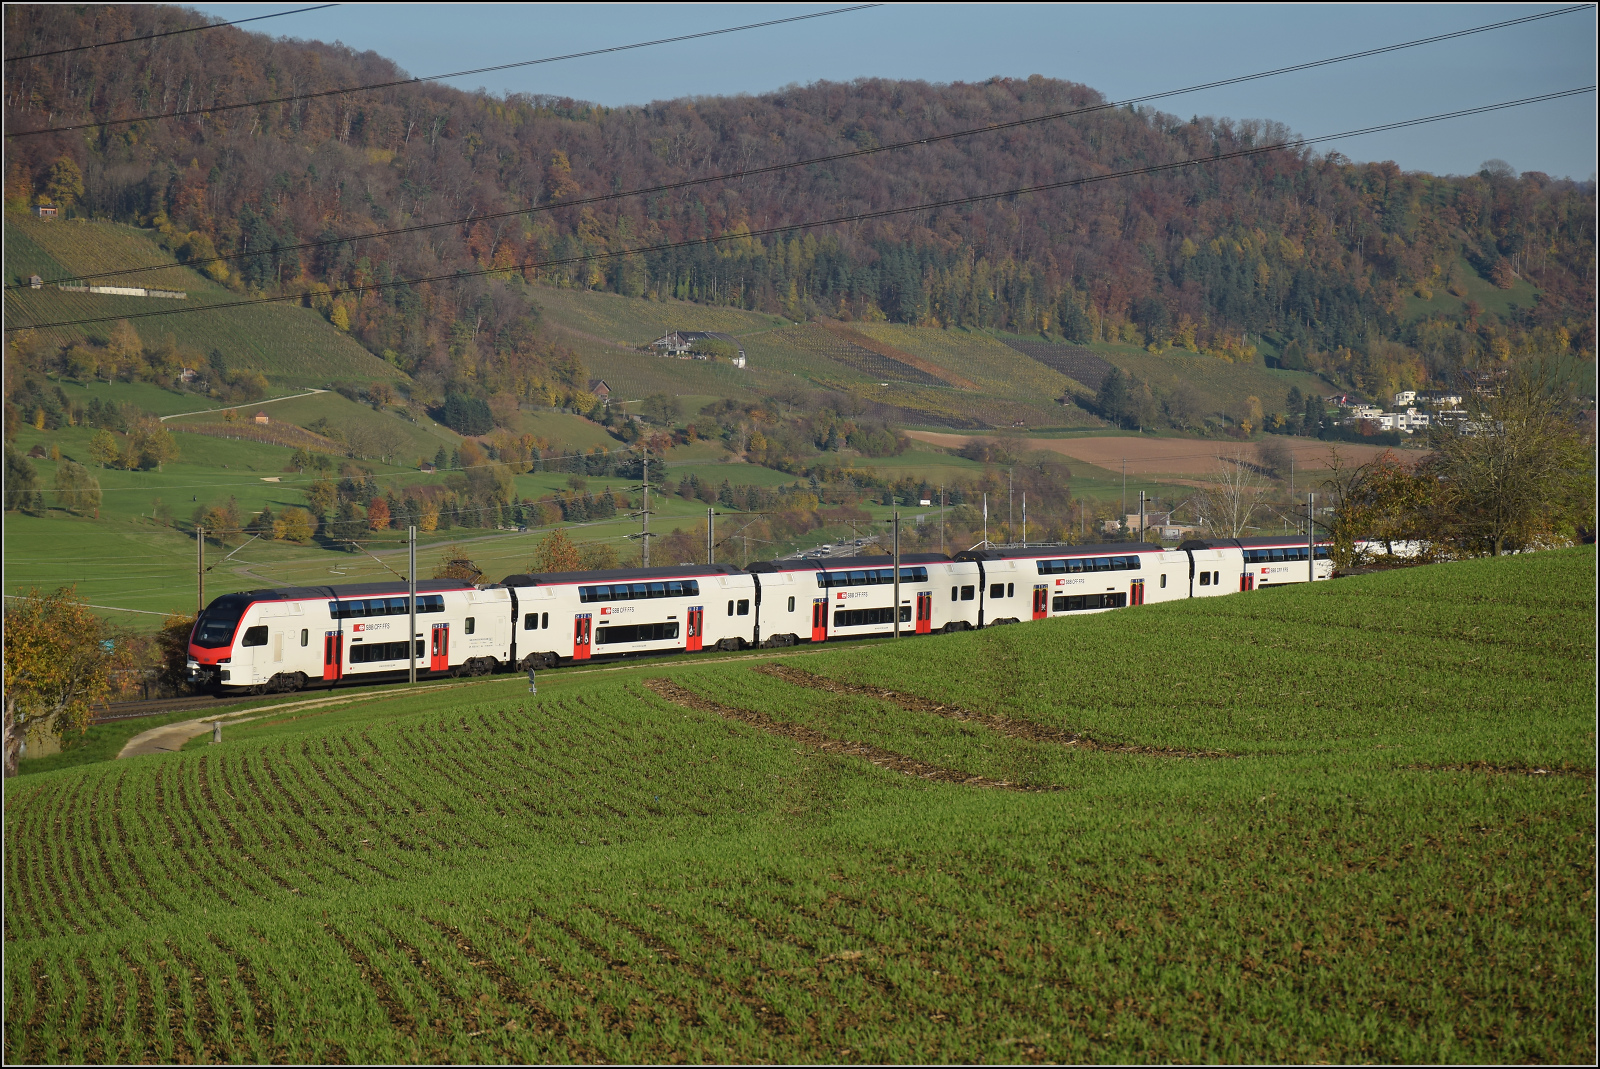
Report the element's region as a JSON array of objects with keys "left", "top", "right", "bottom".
[
  {"left": 253, "top": 411, "right": 270, "bottom": 425},
  {"left": 28, "top": 274, "right": 43, "bottom": 289},
  {"left": 587, "top": 379, "right": 612, "bottom": 400},
  {"left": 34, "top": 204, "right": 57, "bottom": 219}
]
